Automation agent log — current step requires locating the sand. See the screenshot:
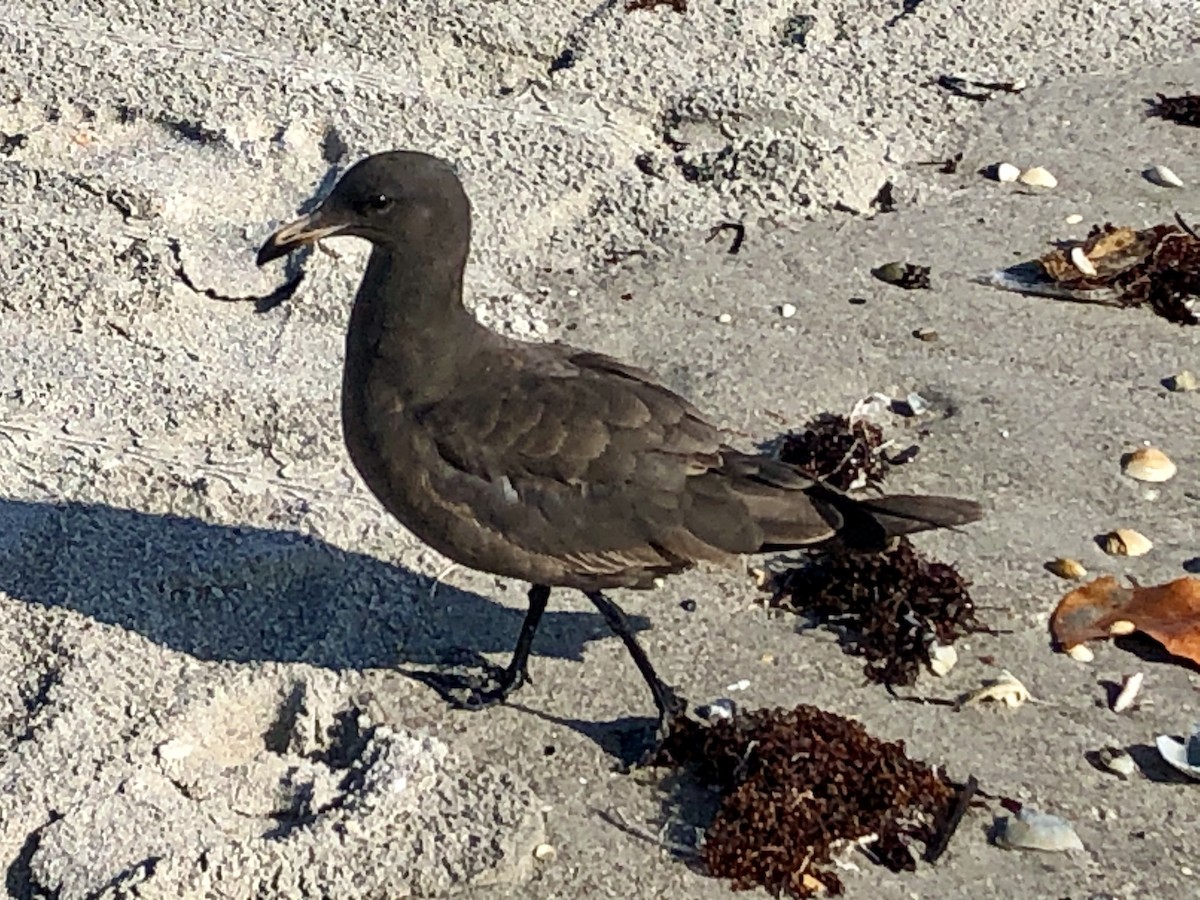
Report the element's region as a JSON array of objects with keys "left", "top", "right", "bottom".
[{"left": 1, "top": 1, "right": 1197, "bottom": 897}]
